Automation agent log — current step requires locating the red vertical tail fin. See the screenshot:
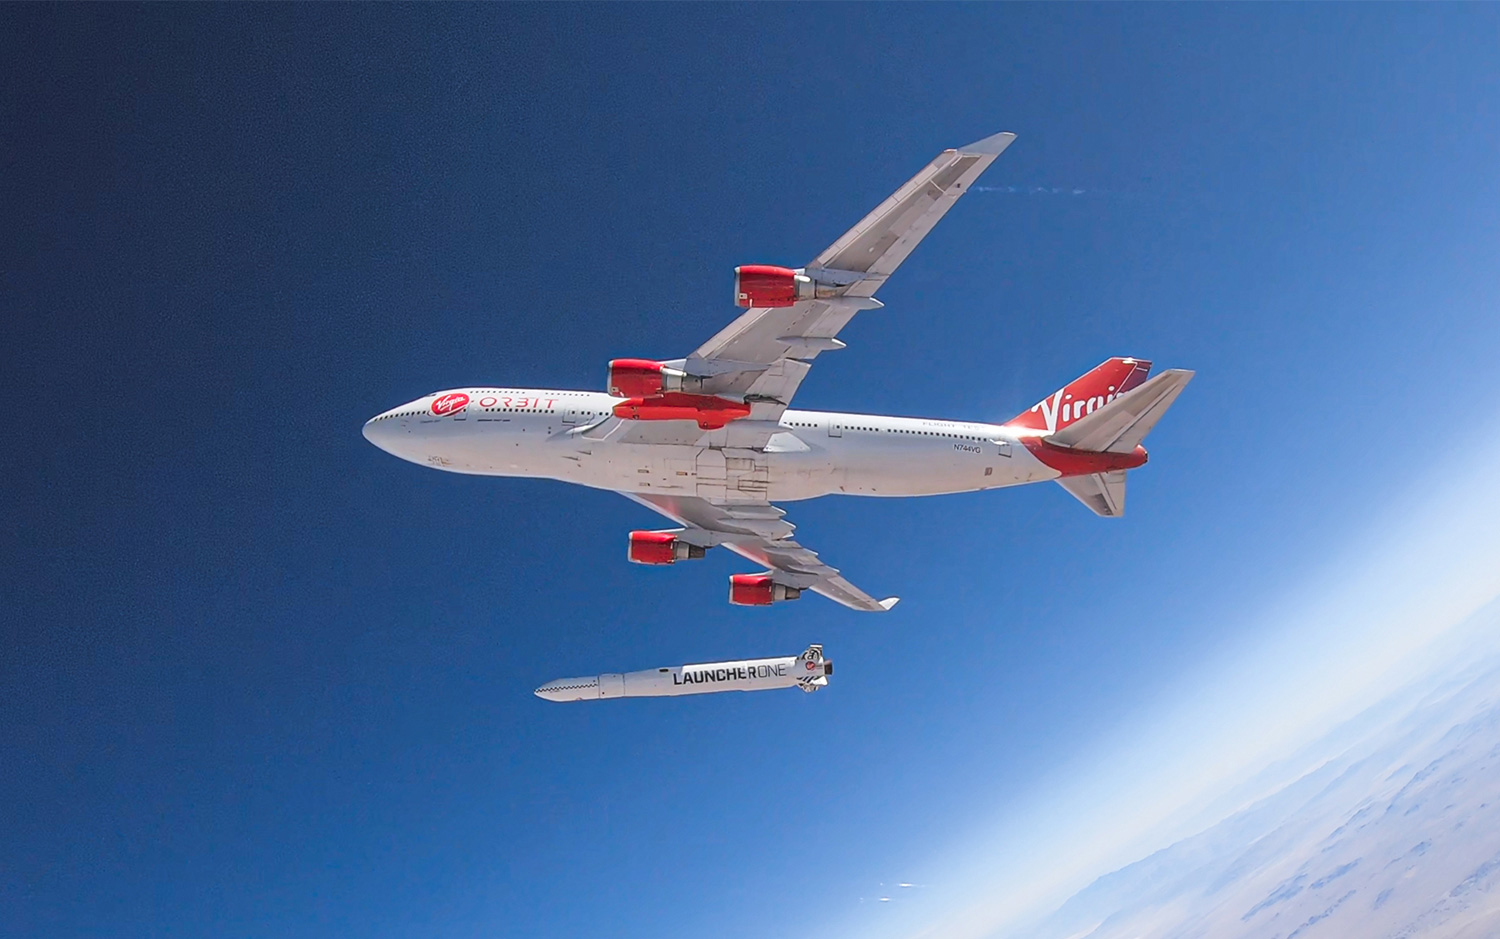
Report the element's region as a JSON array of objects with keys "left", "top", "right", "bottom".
[{"left": 1007, "top": 357, "right": 1152, "bottom": 435}]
